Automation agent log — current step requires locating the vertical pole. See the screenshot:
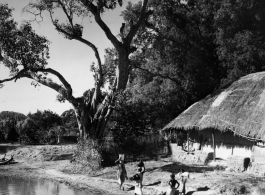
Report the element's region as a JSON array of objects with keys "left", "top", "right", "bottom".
[
  {"left": 170, "top": 129, "right": 172, "bottom": 142},
  {"left": 187, "top": 130, "right": 190, "bottom": 154},
  {"left": 212, "top": 129, "right": 216, "bottom": 161},
  {"left": 176, "top": 131, "right": 178, "bottom": 145}
]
